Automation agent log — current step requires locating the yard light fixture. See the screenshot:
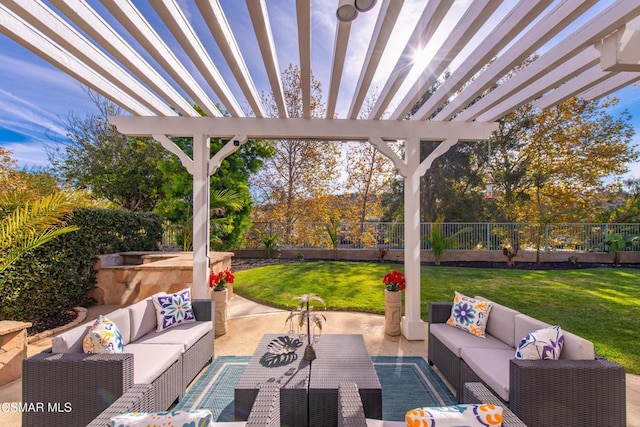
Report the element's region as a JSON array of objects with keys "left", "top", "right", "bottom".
[
  {"left": 355, "top": 0, "right": 377, "bottom": 12},
  {"left": 337, "top": 0, "right": 358, "bottom": 22}
]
